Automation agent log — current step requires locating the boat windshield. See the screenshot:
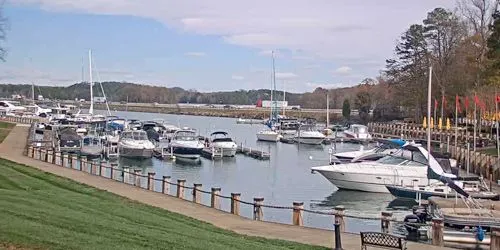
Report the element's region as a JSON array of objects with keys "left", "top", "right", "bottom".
[
  {"left": 175, "top": 131, "right": 196, "bottom": 141},
  {"left": 353, "top": 126, "right": 367, "bottom": 134},
  {"left": 122, "top": 131, "right": 148, "bottom": 140},
  {"left": 376, "top": 148, "right": 428, "bottom": 166}
]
